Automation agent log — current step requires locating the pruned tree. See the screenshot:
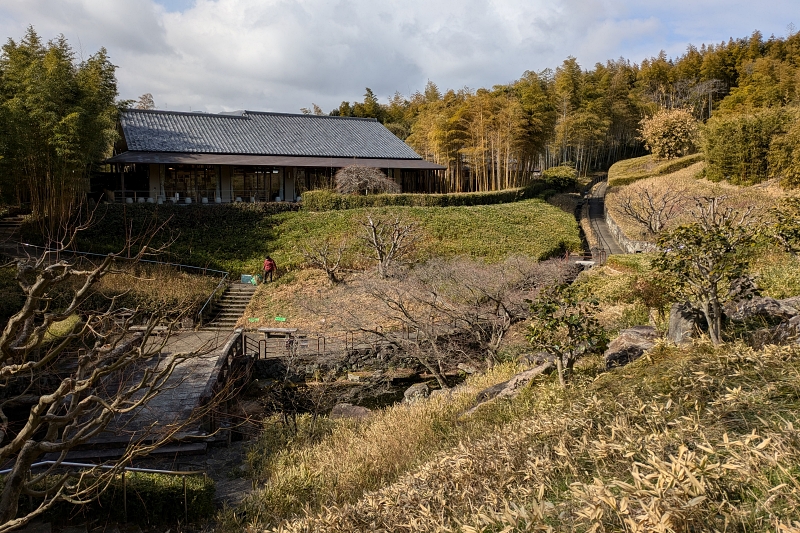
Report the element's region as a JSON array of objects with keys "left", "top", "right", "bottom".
[
  {"left": 0, "top": 221, "right": 211, "bottom": 529},
  {"left": 335, "top": 166, "right": 401, "bottom": 195},
  {"left": 613, "top": 181, "right": 687, "bottom": 237},
  {"left": 360, "top": 215, "right": 418, "bottom": 278},
  {"left": 653, "top": 195, "right": 760, "bottom": 345},
  {"left": 300, "top": 237, "right": 349, "bottom": 284},
  {"left": 527, "top": 284, "right": 608, "bottom": 387},
  {"left": 639, "top": 108, "right": 699, "bottom": 160},
  {"left": 135, "top": 93, "right": 155, "bottom": 110}
]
